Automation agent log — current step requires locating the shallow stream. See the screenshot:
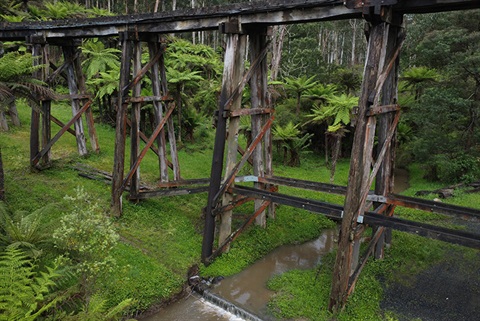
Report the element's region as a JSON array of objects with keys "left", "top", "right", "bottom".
[{"left": 141, "top": 229, "right": 337, "bottom": 321}]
